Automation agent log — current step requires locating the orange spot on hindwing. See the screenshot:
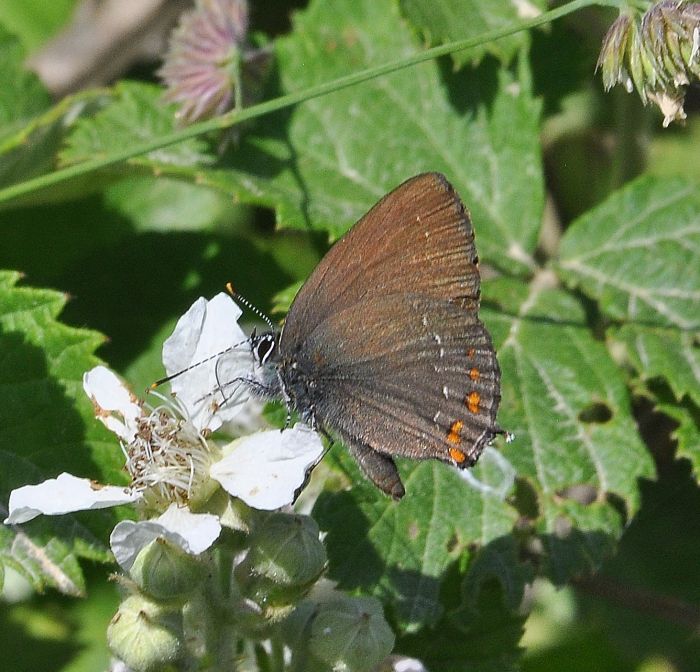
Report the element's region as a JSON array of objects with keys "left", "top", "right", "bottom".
[
  {"left": 447, "top": 420, "right": 463, "bottom": 445},
  {"left": 469, "top": 367, "right": 480, "bottom": 381},
  {"left": 466, "top": 348, "right": 476, "bottom": 358},
  {"left": 450, "top": 446, "right": 467, "bottom": 464},
  {"left": 466, "top": 391, "right": 481, "bottom": 414}
]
